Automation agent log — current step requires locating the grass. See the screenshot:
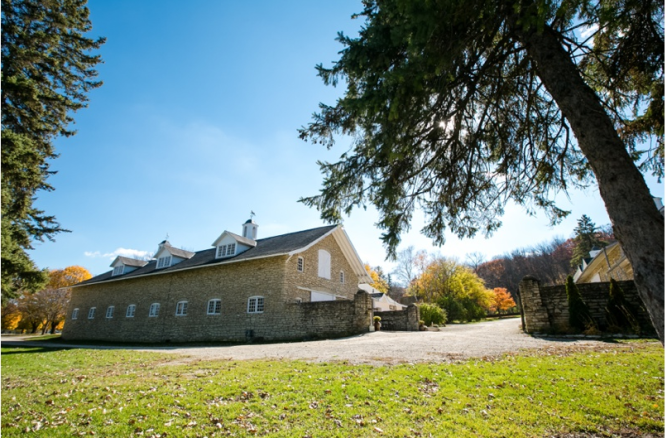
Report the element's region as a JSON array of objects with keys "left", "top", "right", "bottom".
[{"left": 1, "top": 342, "right": 663, "bottom": 437}]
